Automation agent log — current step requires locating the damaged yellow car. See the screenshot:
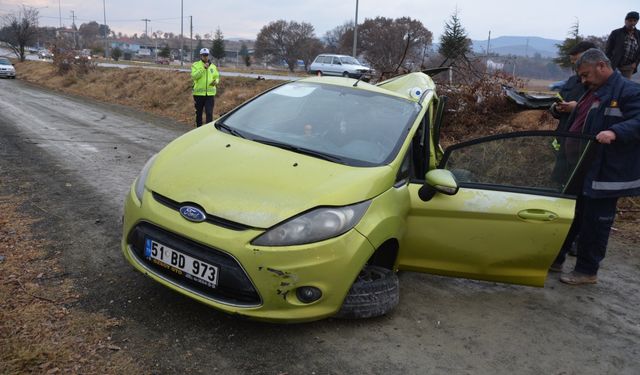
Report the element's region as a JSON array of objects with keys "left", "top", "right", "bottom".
[{"left": 122, "top": 72, "right": 594, "bottom": 322}]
